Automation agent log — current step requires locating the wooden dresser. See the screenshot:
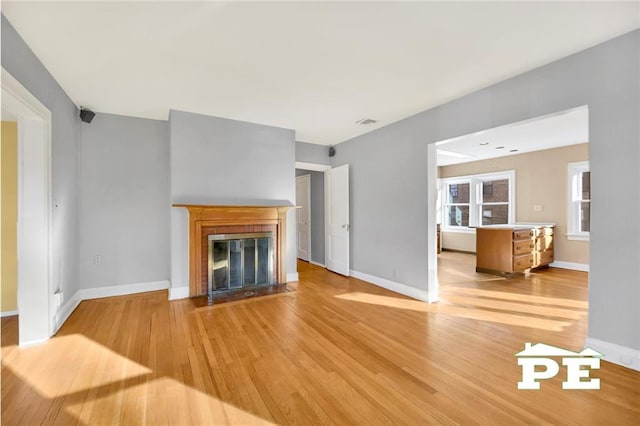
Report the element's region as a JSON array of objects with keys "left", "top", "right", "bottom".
[{"left": 476, "top": 224, "right": 554, "bottom": 275}]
